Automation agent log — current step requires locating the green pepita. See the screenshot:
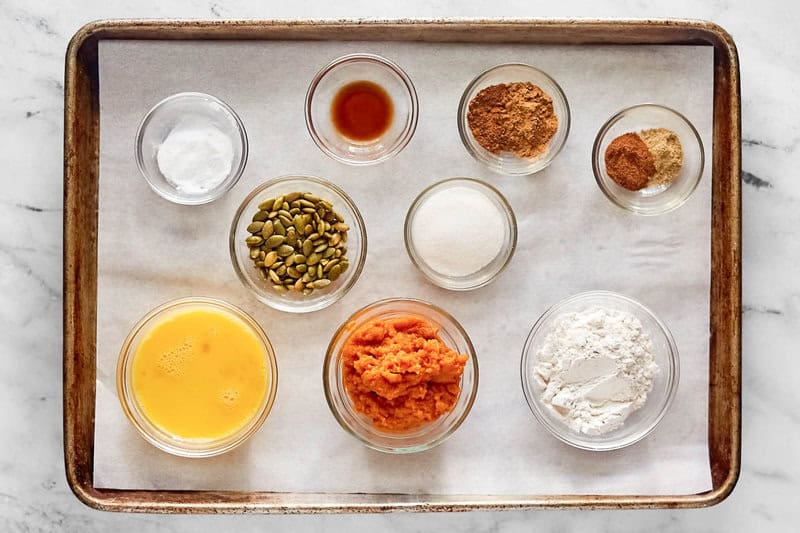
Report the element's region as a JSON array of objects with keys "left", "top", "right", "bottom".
[
  {"left": 277, "top": 245, "right": 294, "bottom": 257},
  {"left": 284, "top": 192, "right": 302, "bottom": 202},
  {"left": 264, "top": 251, "right": 279, "bottom": 267},
  {"left": 265, "top": 235, "right": 285, "bottom": 248},
  {"left": 261, "top": 220, "right": 274, "bottom": 239},
  {"left": 268, "top": 269, "right": 281, "bottom": 284},
  {"left": 247, "top": 221, "right": 265, "bottom": 233},
  {"left": 311, "top": 279, "right": 331, "bottom": 289}
]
